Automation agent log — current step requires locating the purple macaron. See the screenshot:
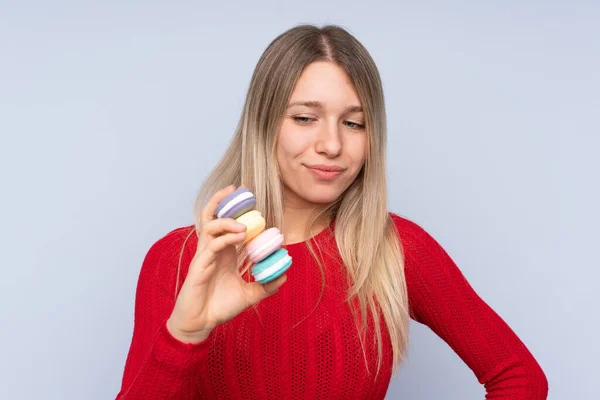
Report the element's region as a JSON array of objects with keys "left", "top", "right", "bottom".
[{"left": 215, "top": 187, "right": 257, "bottom": 219}]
